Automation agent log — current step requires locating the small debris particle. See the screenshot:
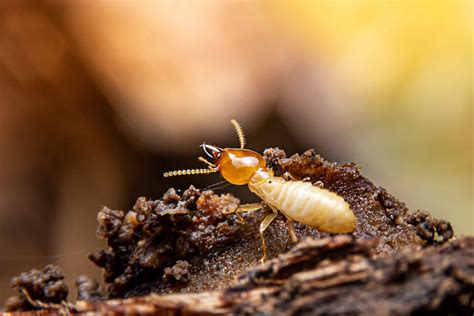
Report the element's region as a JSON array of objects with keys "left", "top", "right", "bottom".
[{"left": 163, "top": 261, "right": 191, "bottom": 283}]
